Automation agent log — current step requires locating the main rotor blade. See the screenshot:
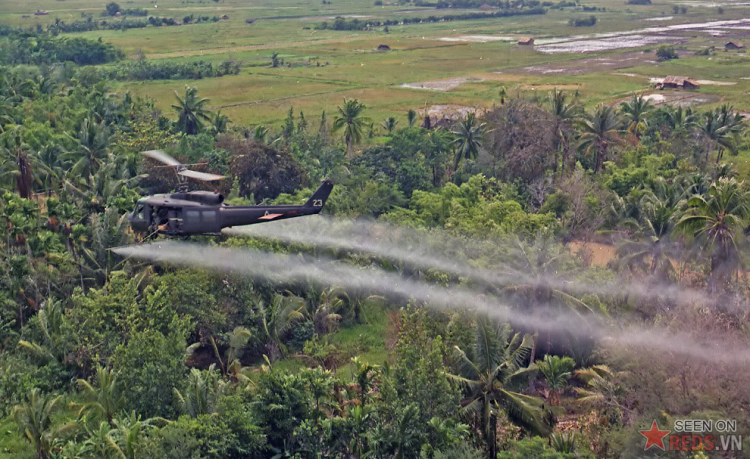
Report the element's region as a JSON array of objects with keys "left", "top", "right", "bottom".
[
  {"left": 142, "top": 150, "right": 182, "bottom": 167},
  {"left": 178, "top": 170, "right": 225, "bottom": 182}
]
